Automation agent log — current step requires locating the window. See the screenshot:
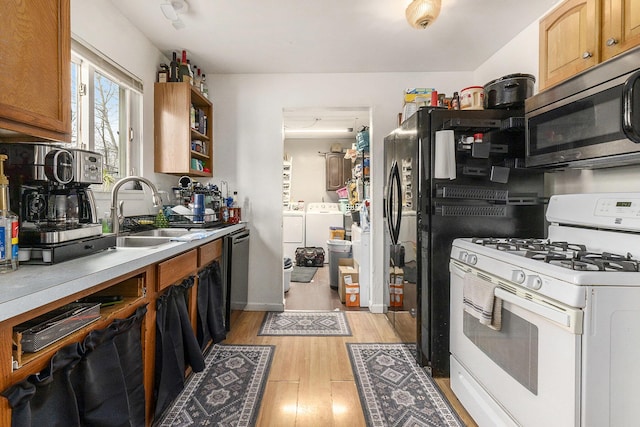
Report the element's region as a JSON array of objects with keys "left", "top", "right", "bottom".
[{"left": 70, "top": 38, "right": 143, "bottom": 190}]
